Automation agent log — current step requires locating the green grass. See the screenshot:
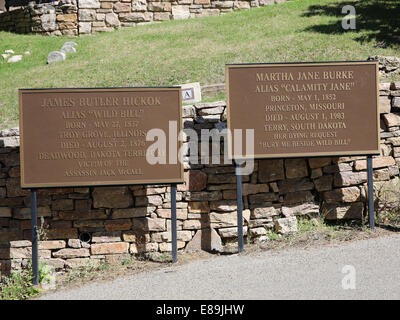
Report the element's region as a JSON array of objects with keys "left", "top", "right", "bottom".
[{"left": 0, "top": 0, "right": 399, "bottom": 128}]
